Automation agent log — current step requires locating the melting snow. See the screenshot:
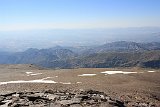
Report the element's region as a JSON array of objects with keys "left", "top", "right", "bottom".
[
  {"left": 30, "top": 73, "right": 43, "bottom": 76},
  {"left": 26, "top": 72, "right": 33, "bottom": 74},
  {"left": 25, "top": 72, "right": 42, "bottom": 76},
  {"left": 0, "top": 79, "right": 57, "bottom": 85},
  {"left": 0, "top": 76, "right": 73, "bottom": 85},
  {"left": 78, "top": 74, "right": 96, "bottom": 76},
  {"left": 148, "top": 71, "right": 156, "bottom": 73},
  {"left": 60, "top": 82, "right": 71, "bottom": 84},
  {"left": 41, "top": 77, "right": 53, "bottom": 80},
  {"left": 101, "top": 71, "right": 137, "bottom": 75}
]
